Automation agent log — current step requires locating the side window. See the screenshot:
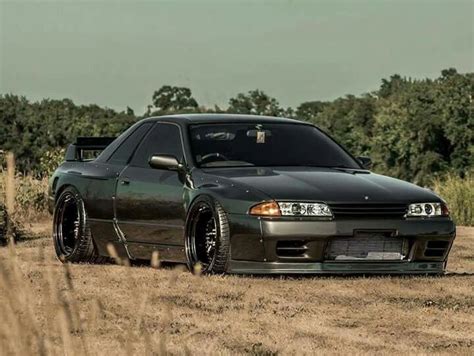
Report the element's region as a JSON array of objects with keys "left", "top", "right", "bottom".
[
  {"left": 108, "top": 123, "right": 153, "bottom": 165},
  {"left": 130, "top": 123, "right": 184, "bottom": 168}
]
